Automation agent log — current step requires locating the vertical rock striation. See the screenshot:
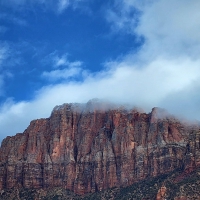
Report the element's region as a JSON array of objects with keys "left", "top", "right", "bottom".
[{"left": 0, "top": 100, "right": 200, "bottom": 195}]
